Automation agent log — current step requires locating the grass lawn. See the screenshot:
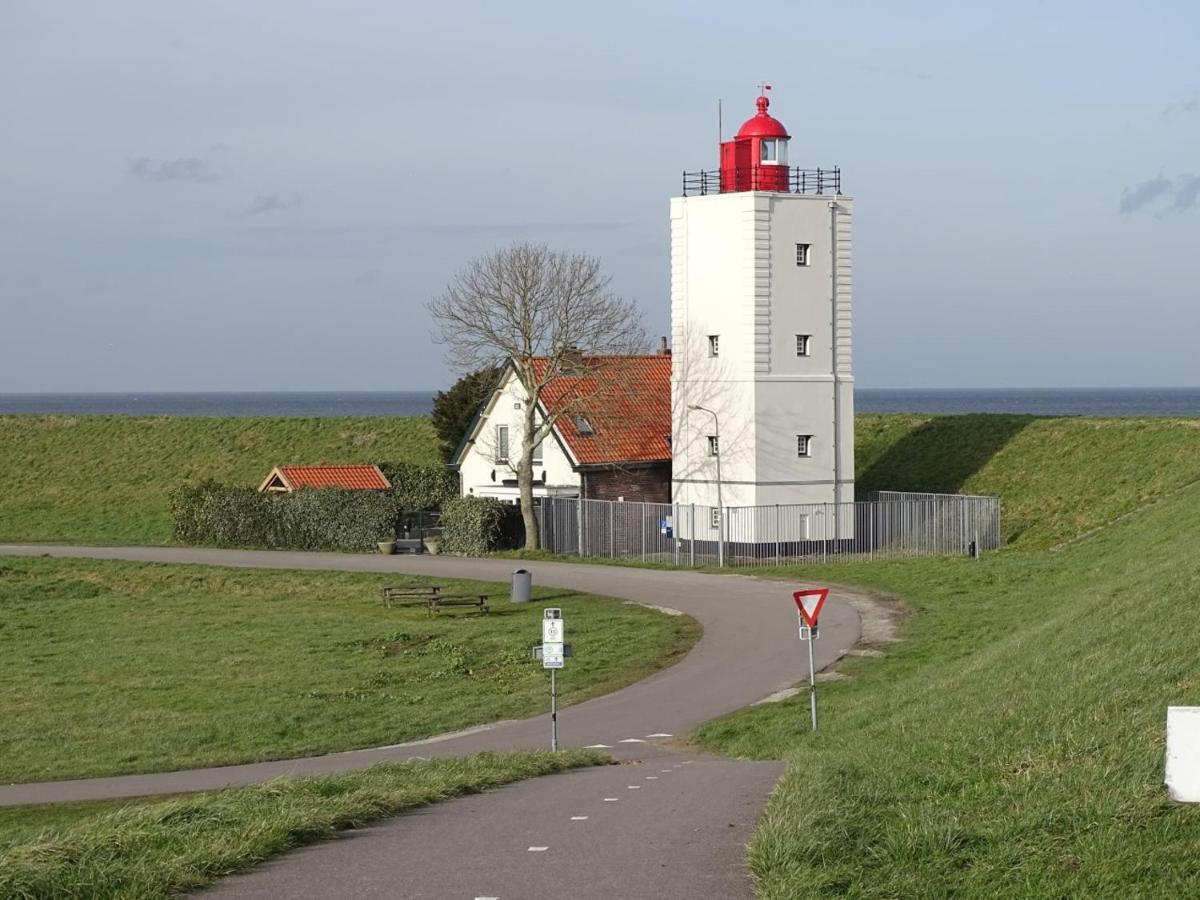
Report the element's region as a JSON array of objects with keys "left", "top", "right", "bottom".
[
  {"left": 0, "top": 415, "right": 439, "bottom": 545},
  {"left": 0, "top": 751, "right": 608, "bottom": 898},
  {"left": 693, "top": 477, "right": 1200, "bottom": 898},
  {"left": 0, "top": 557, "right": 697, "bottom": 782}
]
